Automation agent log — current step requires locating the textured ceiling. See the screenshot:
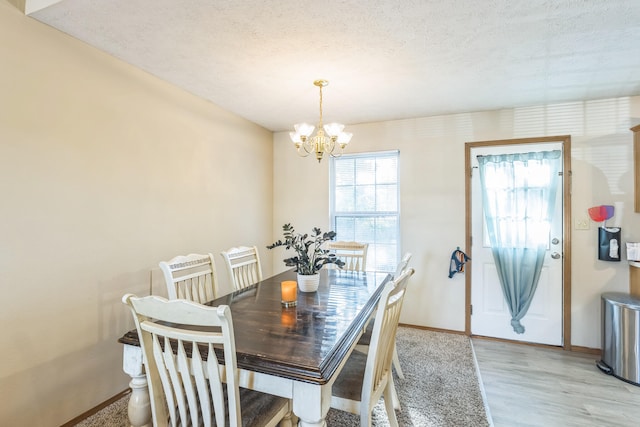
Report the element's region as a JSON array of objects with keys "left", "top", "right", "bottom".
[{"left": 29, "top": 0, "right": 640, "bottom": 132}]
